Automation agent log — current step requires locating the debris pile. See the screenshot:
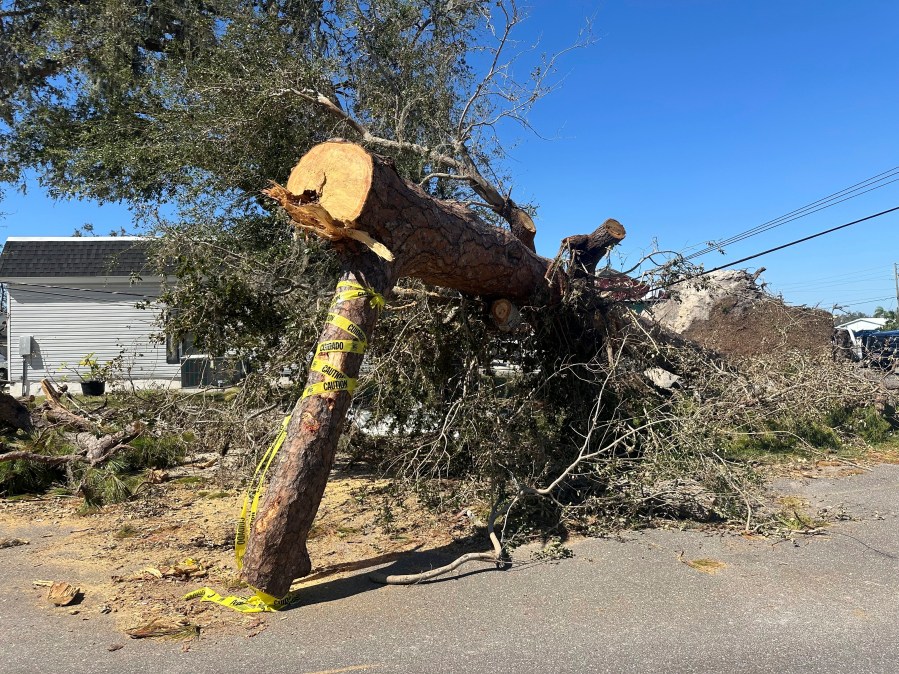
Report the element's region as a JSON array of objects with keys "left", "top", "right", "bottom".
[{"left": 650, "top": 269, "right": 833, "bottom": 358}]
